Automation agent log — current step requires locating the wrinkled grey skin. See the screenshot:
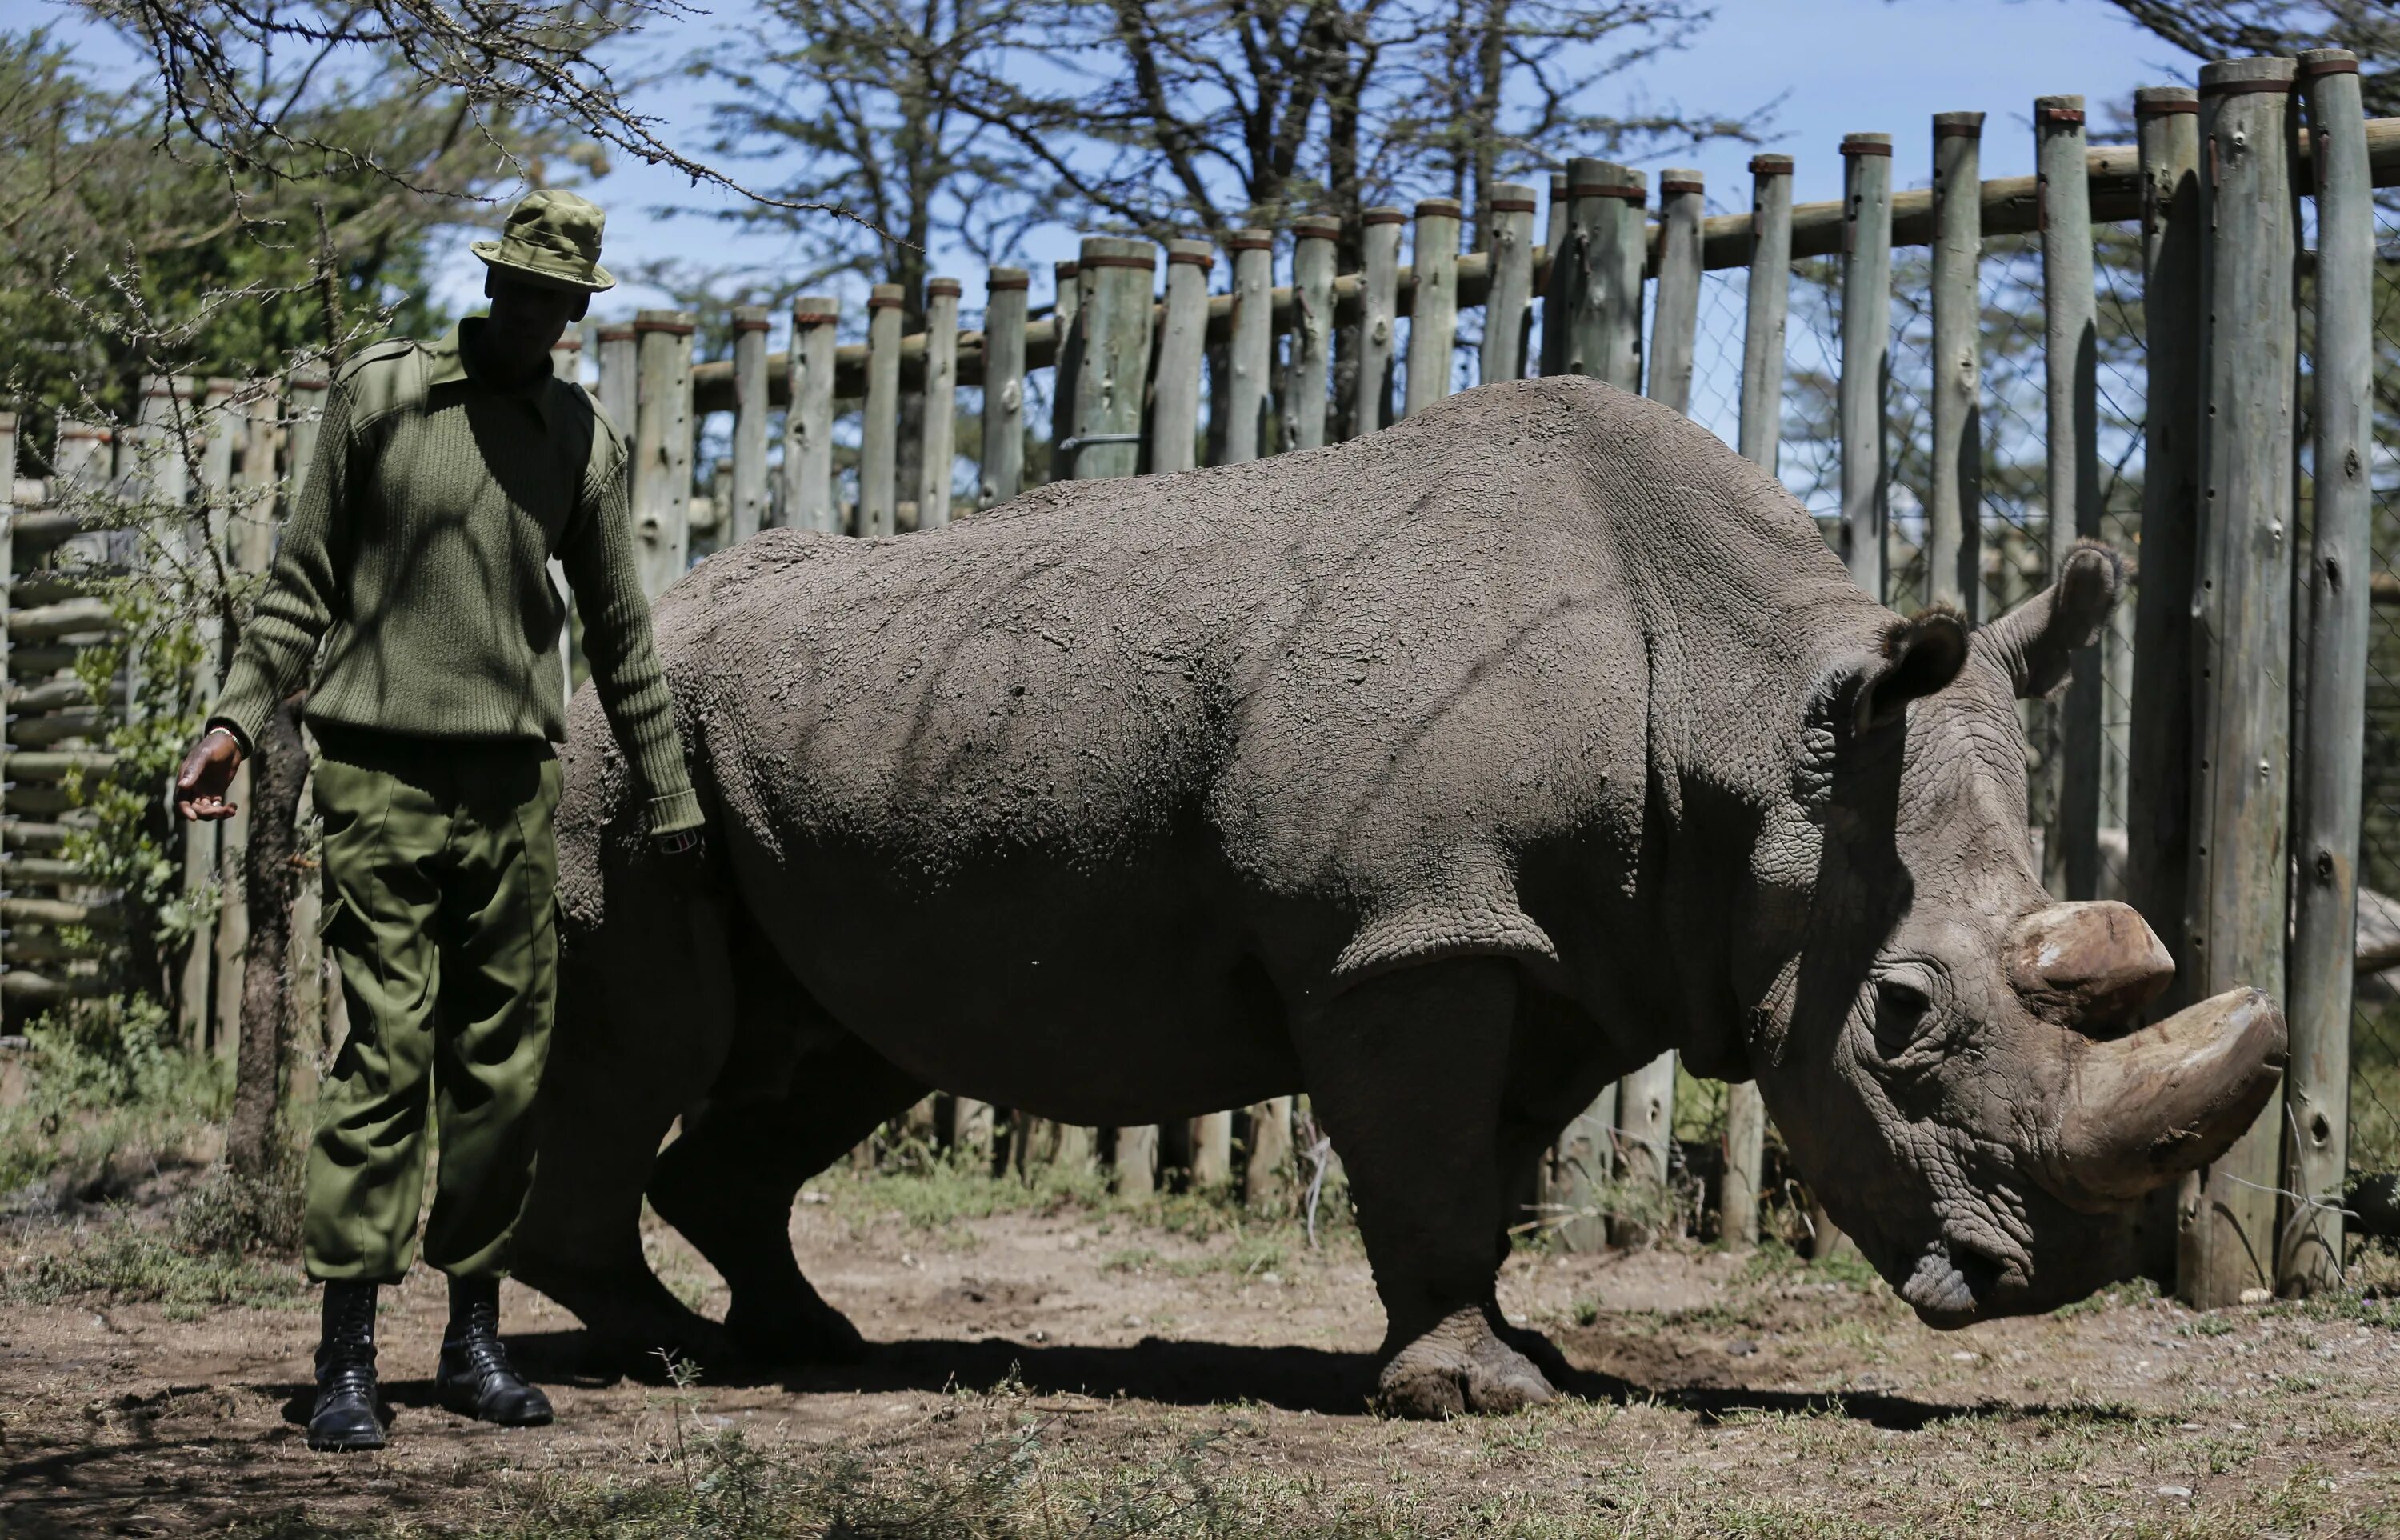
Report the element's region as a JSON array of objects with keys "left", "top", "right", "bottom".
[{"left": 513, "top": 377, "right": 2206, "bottom": 1417}]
